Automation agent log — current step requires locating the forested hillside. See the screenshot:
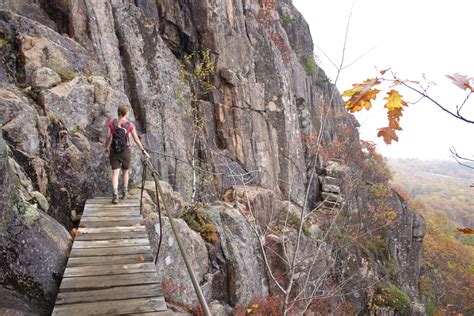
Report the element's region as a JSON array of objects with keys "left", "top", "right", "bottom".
[
  {"left": 389, "top": 158, "right": 474, "bottom": 314},
  {"left": 389, "top": 158, "right": 474, "bottom": 228}
]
